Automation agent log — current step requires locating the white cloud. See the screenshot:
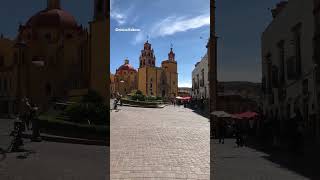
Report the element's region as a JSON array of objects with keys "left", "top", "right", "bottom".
[
  {"left": 110, "top": 0, "right": 130, "bottom": 25},
  {"left": 151, "top": 15, "right": 210, "bottom": 37},
  {"left": 133, "top": 14, "right": 210, "bottom": 44}
]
